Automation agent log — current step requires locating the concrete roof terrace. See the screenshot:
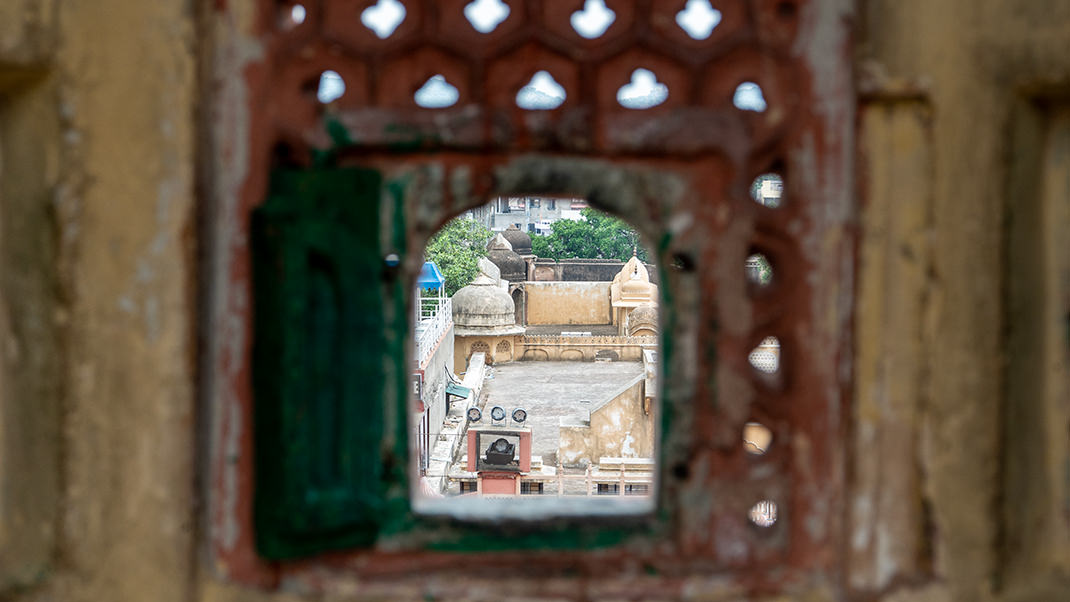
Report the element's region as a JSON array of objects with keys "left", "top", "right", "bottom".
[{"left": 479, "top": 360, "right": 645, "bottom": 463}]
